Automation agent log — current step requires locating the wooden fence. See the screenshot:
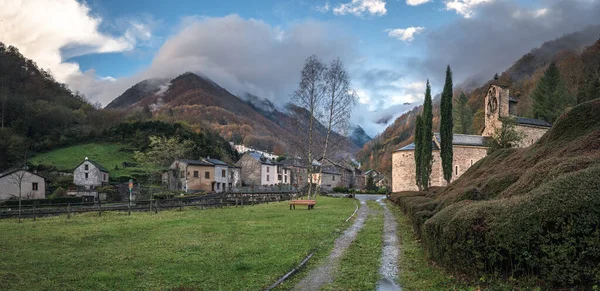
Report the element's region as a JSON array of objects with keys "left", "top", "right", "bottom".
[{"left": 0, "top": 192, "right": 299, "bottom": 220}]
